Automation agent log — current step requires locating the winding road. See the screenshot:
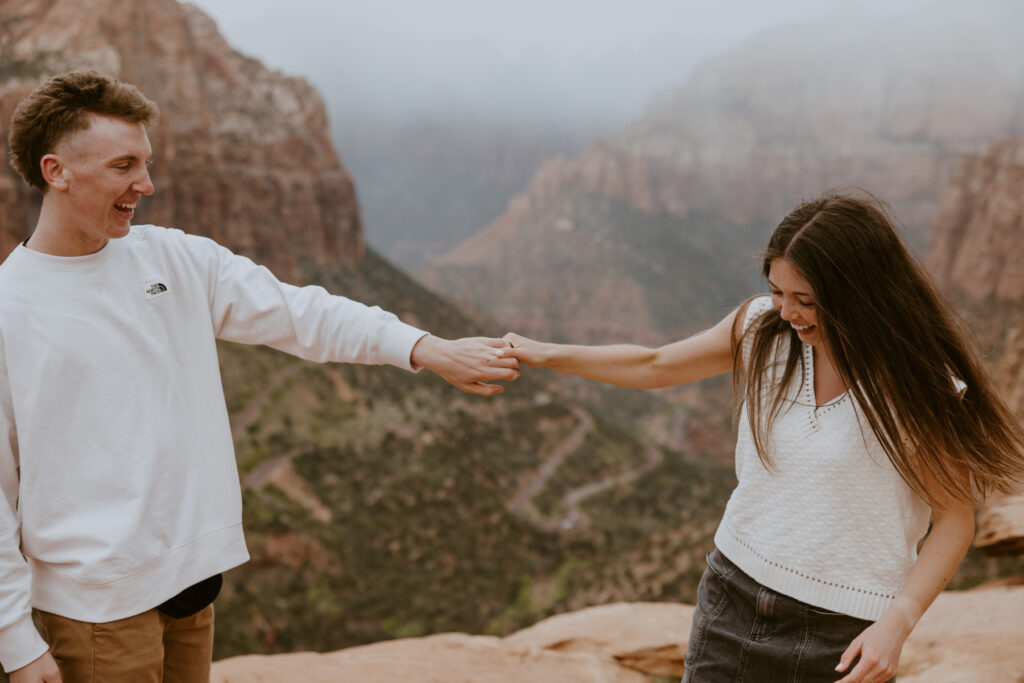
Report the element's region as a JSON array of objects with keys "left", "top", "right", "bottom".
[{"left": 508, "top": 404, "right": 665, "bottom": 531}]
